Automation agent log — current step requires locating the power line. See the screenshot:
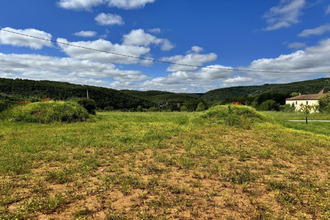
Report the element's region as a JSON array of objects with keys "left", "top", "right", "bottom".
[{"left": 1, "top": 27, "right": 329, "bottom": 74}]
